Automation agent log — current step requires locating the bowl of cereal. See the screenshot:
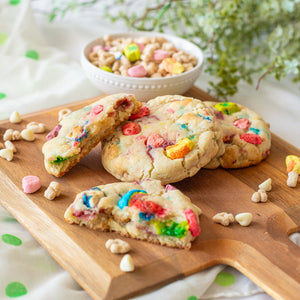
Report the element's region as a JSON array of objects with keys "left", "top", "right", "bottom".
[{"left": 81, "top": 31, "right": 204, "bottom": 101}]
